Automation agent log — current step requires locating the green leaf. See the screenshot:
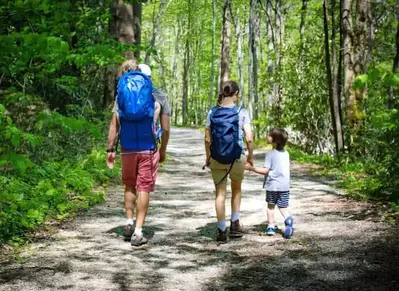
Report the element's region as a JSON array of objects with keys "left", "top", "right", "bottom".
[
  {"left": 11, "top": 134, "right": 21, "bottom": 147},
  {"left": 353, "top": 74, "right": 368, "bottom": 90}
]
